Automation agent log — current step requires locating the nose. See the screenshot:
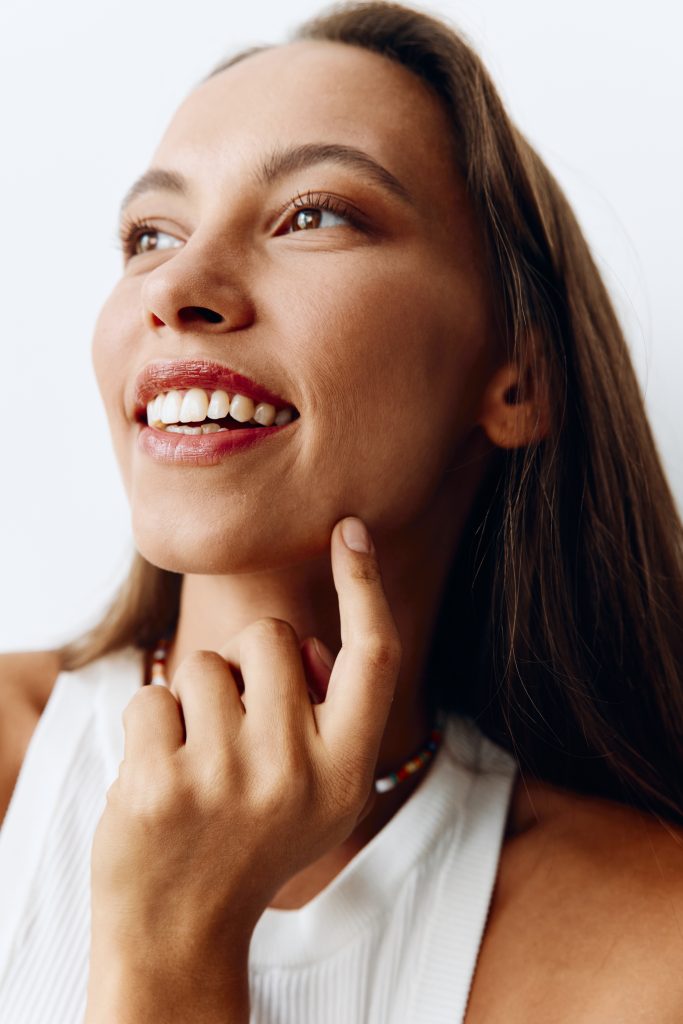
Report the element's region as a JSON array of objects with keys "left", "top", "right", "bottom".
[{"left": 141, "top": 240, "right": 256, "bottom": 334}]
